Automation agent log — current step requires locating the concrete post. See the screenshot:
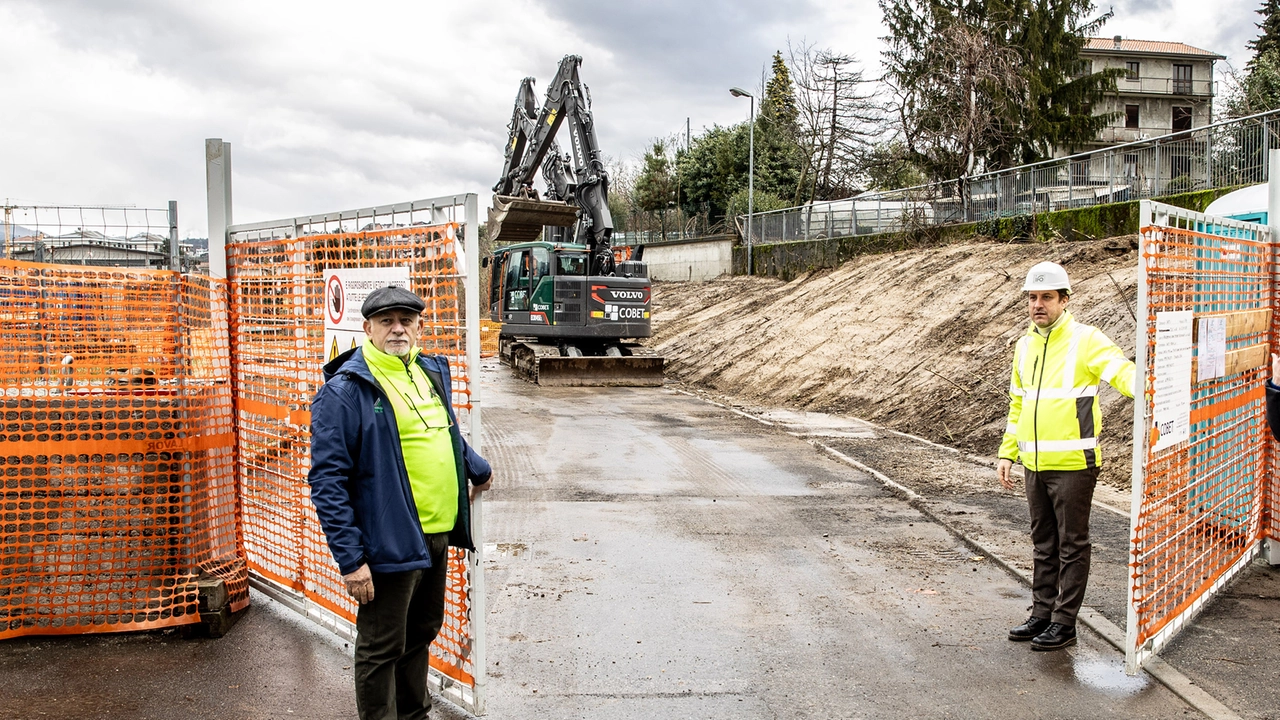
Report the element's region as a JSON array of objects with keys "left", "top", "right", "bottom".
[
  {"left": 1269, "top": 148, "right": 1279, "bottom": 231},
  {"left": 1108, "top": 153, "right": 1115, "bottom": 202},
  {"left": 205, "top": 139, "right": 232, "bottom": 278},
  {"left": 168, "top": 201, "right": 180, "bottom": 272},
  {"left": 1204, "top": 128, "right": 1212, "bottom": 189},
  {"left": 1154, "top": 141, "right": 1162, "bottom": 197},
  {"left": 746, "top": 94, "right": 754, "bottom": 275}
]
